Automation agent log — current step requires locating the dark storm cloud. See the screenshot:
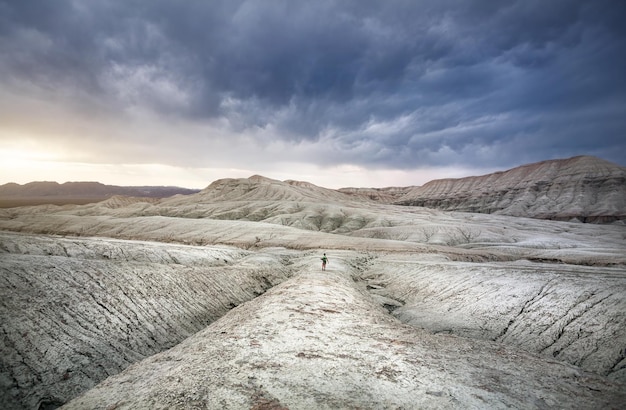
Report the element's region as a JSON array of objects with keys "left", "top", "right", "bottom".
[{"left": 1, "top": 0, "right": 625, "bottom": 170}]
